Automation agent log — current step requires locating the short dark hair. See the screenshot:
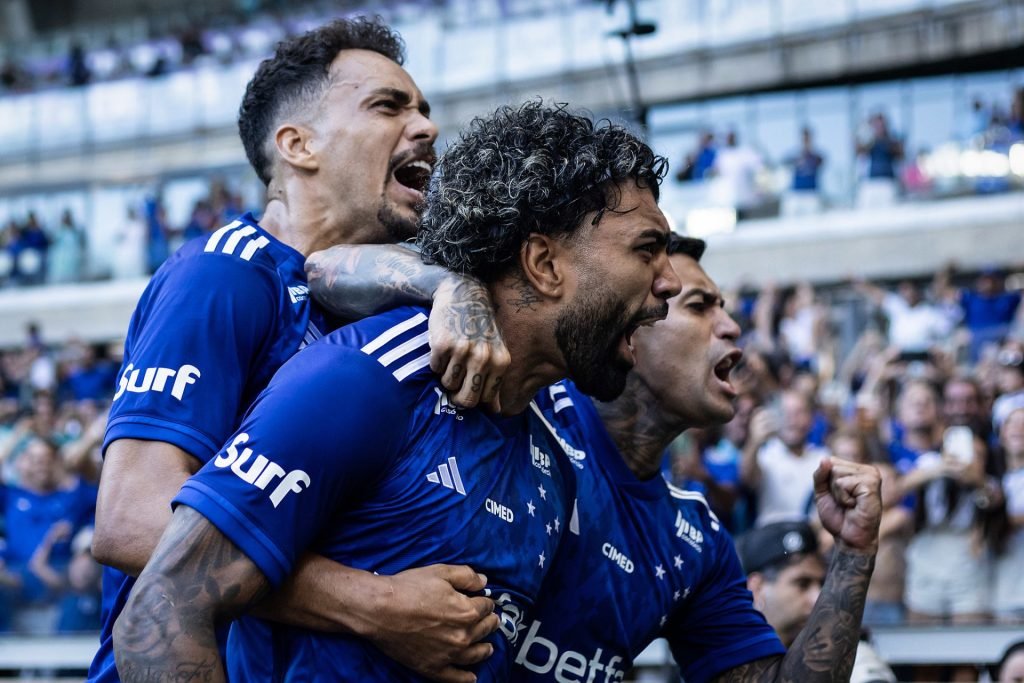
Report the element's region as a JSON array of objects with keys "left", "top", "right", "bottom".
[
  {"left": 668, "top": 234, "right": 705, "bottom": 262},
  {"left": 238, "top": 16, "right": 406, "bottom": 186},
  {"left": 417, "top": 101, "right": 668, "bottom": 282}
]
